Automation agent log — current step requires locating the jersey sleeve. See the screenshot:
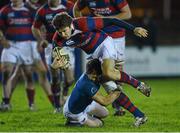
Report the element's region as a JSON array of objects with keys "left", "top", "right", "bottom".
[
  {"left": 114, "top": 0, "right": 128, "bottom": 9},
  {"left": 52, "top": 31, "right": 63, "bottom": 48},
  {"left": 73, "top": 17, "right": 104, "bottom": 32},
  {"left": 0, "top": 6, "right": 7, "bottom": 31},
  {"left": 32, "top": 7, "right": 44, "bottom": 29},
  {"left": 74, "top": 17, "right": 135, "bottom": 32},
  {"left": 62, "top": 0, "right": 74, "bottom": 17}
]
